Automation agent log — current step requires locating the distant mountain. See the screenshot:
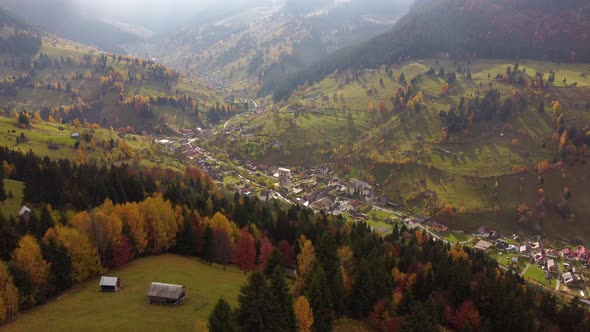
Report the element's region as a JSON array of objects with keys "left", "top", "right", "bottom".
[
  {"left": 0, "top": 0, "right": 141, "bottom": 53},
  {"left": 131, "top": 0, "right": 411, "bottom": 96},
  {"left": 0, "top": 8, "right": 41, "bottom": 58},
  {"left": 274, "top": 0, "right": 590, "bottom": 100}
]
